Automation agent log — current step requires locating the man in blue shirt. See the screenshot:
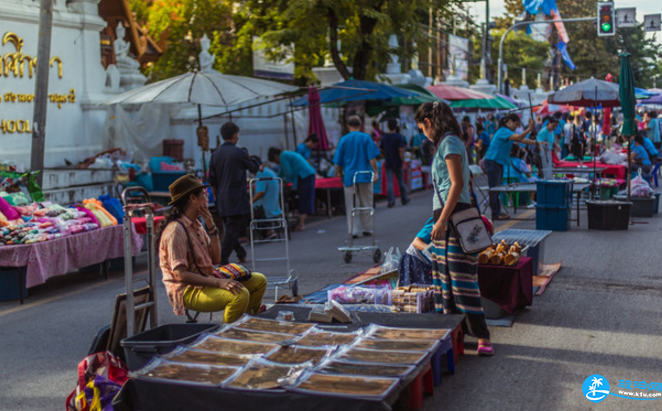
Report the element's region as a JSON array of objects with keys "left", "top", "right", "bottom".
[
  {"left": 536, "top": 116, "right": 559, "bottom": 179},
  {"left": 645, "top": 111, "right": 661, "bottom": 148},
  {"left": 630, "top": 135, "right": 652, "bottom": 174},
  {"left": 475, "top": 122, "right": 490, "bottom": 161},
  {"left": 483, "top": 114, "right": 538, "bottom": 220},
  {"left": 268, "top": 148, "right": 316, "bottom": 231},
  {"left": 333, "top": 116, "right": 380, "bottom": 237},
  {"left": 380, "top": 118, "right": 409, "bottom": 207},
  {"left": 296, "top": 134, "right": 319, "bottom": 160},
  {"left": 252, "top": 162, "right": 283, "bottom": 240}
]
